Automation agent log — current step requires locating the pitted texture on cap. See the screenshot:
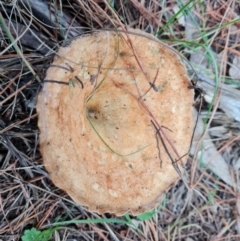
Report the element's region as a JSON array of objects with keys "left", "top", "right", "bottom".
[{"left": 37, "top": 29, "right": 194, "bottom": 216}]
